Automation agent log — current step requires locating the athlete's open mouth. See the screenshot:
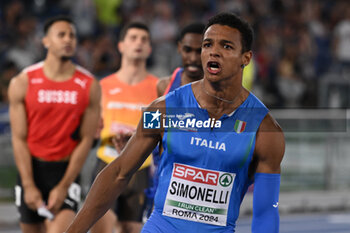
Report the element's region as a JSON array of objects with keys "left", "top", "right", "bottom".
[
  {"left": 186, "top": 64, "right": 201, "bottom": 72},
  {"left": 207, "top": 61, "right": 221, "bottom": 74}
]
